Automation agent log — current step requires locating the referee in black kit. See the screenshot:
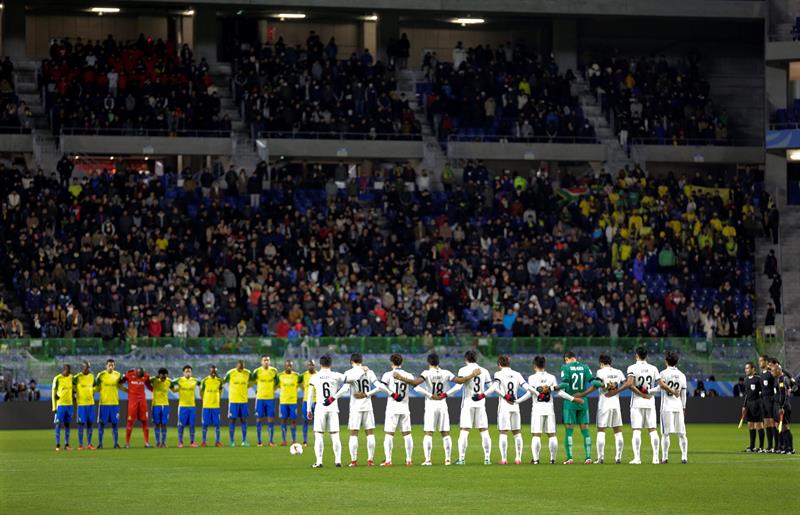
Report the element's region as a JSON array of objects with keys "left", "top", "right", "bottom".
[
  {"left": 758, "top": 355, "right": 778, "bottom": 452},
  {"left": 769, "top": 358, "right": 795, "bottom": 455},
  {"left": 742, "top": 362, "right": 764, "bottom": 452}
]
